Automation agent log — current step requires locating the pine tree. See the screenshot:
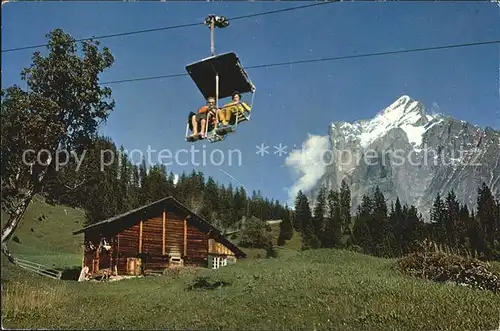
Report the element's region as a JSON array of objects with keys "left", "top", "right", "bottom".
[
  {"left": 351, "top": 194, "right": 373, "bottom": 254},
  {"left": 215, "top": 183, "right": 227, "bottom": 227},
  {"left": 226, "top": 183, "right": 237, "bottom": 228},
  {"left": 289, "top": 208, "right": 297, "bottom": 234},
  {"left": 203, "top": 176, "right": 219, "bottom": 220},
  {"left": 141, "top": 164, "right": 170, "bottom": 204},
  {"left": 249, "top": 190, "right": 263, "bottom": 220},
  {"left": 323, "top": 189, "right": 342, "bottom": 248},
  {"left": 272, "top": 200, "right": 281, "bottom": 220},
  {"left": 80, "top": 137, "right": 121, "bottom": 225},
  {"left": 467, "top": 209, "right": 488, "bottom": 257},
  {"left": 312, "top": 185, "right": 327, "bottom": 246},
  {"left": 118, "top": 146, "right": 137, "bottom": 212},
  {"left": 389, "top": 197, "right": 404, "bottom": 255},
  {"left": 294, "top": 190, "right": 317, "bottom": 249},
  {"left": 444, "top": 190, "right": 460, "bottom": 248},
  {"left": 339, "top": 180, "right": 352, "bottom": 234},
  {"left": 277, "top": 214, "right": 293, "bottom": 246},
  {"left": 403, "top": 204, "right": 425, "bottom": 254},
  {"left": 232, "top": 188, "right": 246, "bottom": 223},
  {"left": 262, "top": 197, "right": 271, "bottom": 220},
  {"left": 239, "top": 187, "right": 249, "bottom": 219},
  {"left": 161, "top": 167, "right": 175, "bottom": 198},
  {"left": 476, "top": 182, "right": 497, "bottom": 253},
  {"left": 167, "top": 171, "right": 176, "bottom": 188},
  {"left": 182, "top": 170, "right": 204, "bottom": 216},
  {"left": 457, "top": 204, "right": 470, "bottom": 251},
  {"left": 132, "top": 165, "right": 141, "bottom": 199},
  {"left": 371, "top": 187, "right": 393, "bottom": 257},
  {"left": 430, "top": 193, "right": 446, "bottom": 245},
  {"left": 175, "top": 172, "right": 189, "bottom": 204},
  {"left": 138, "top": 157, "right": 148, "bottom": 189}
]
